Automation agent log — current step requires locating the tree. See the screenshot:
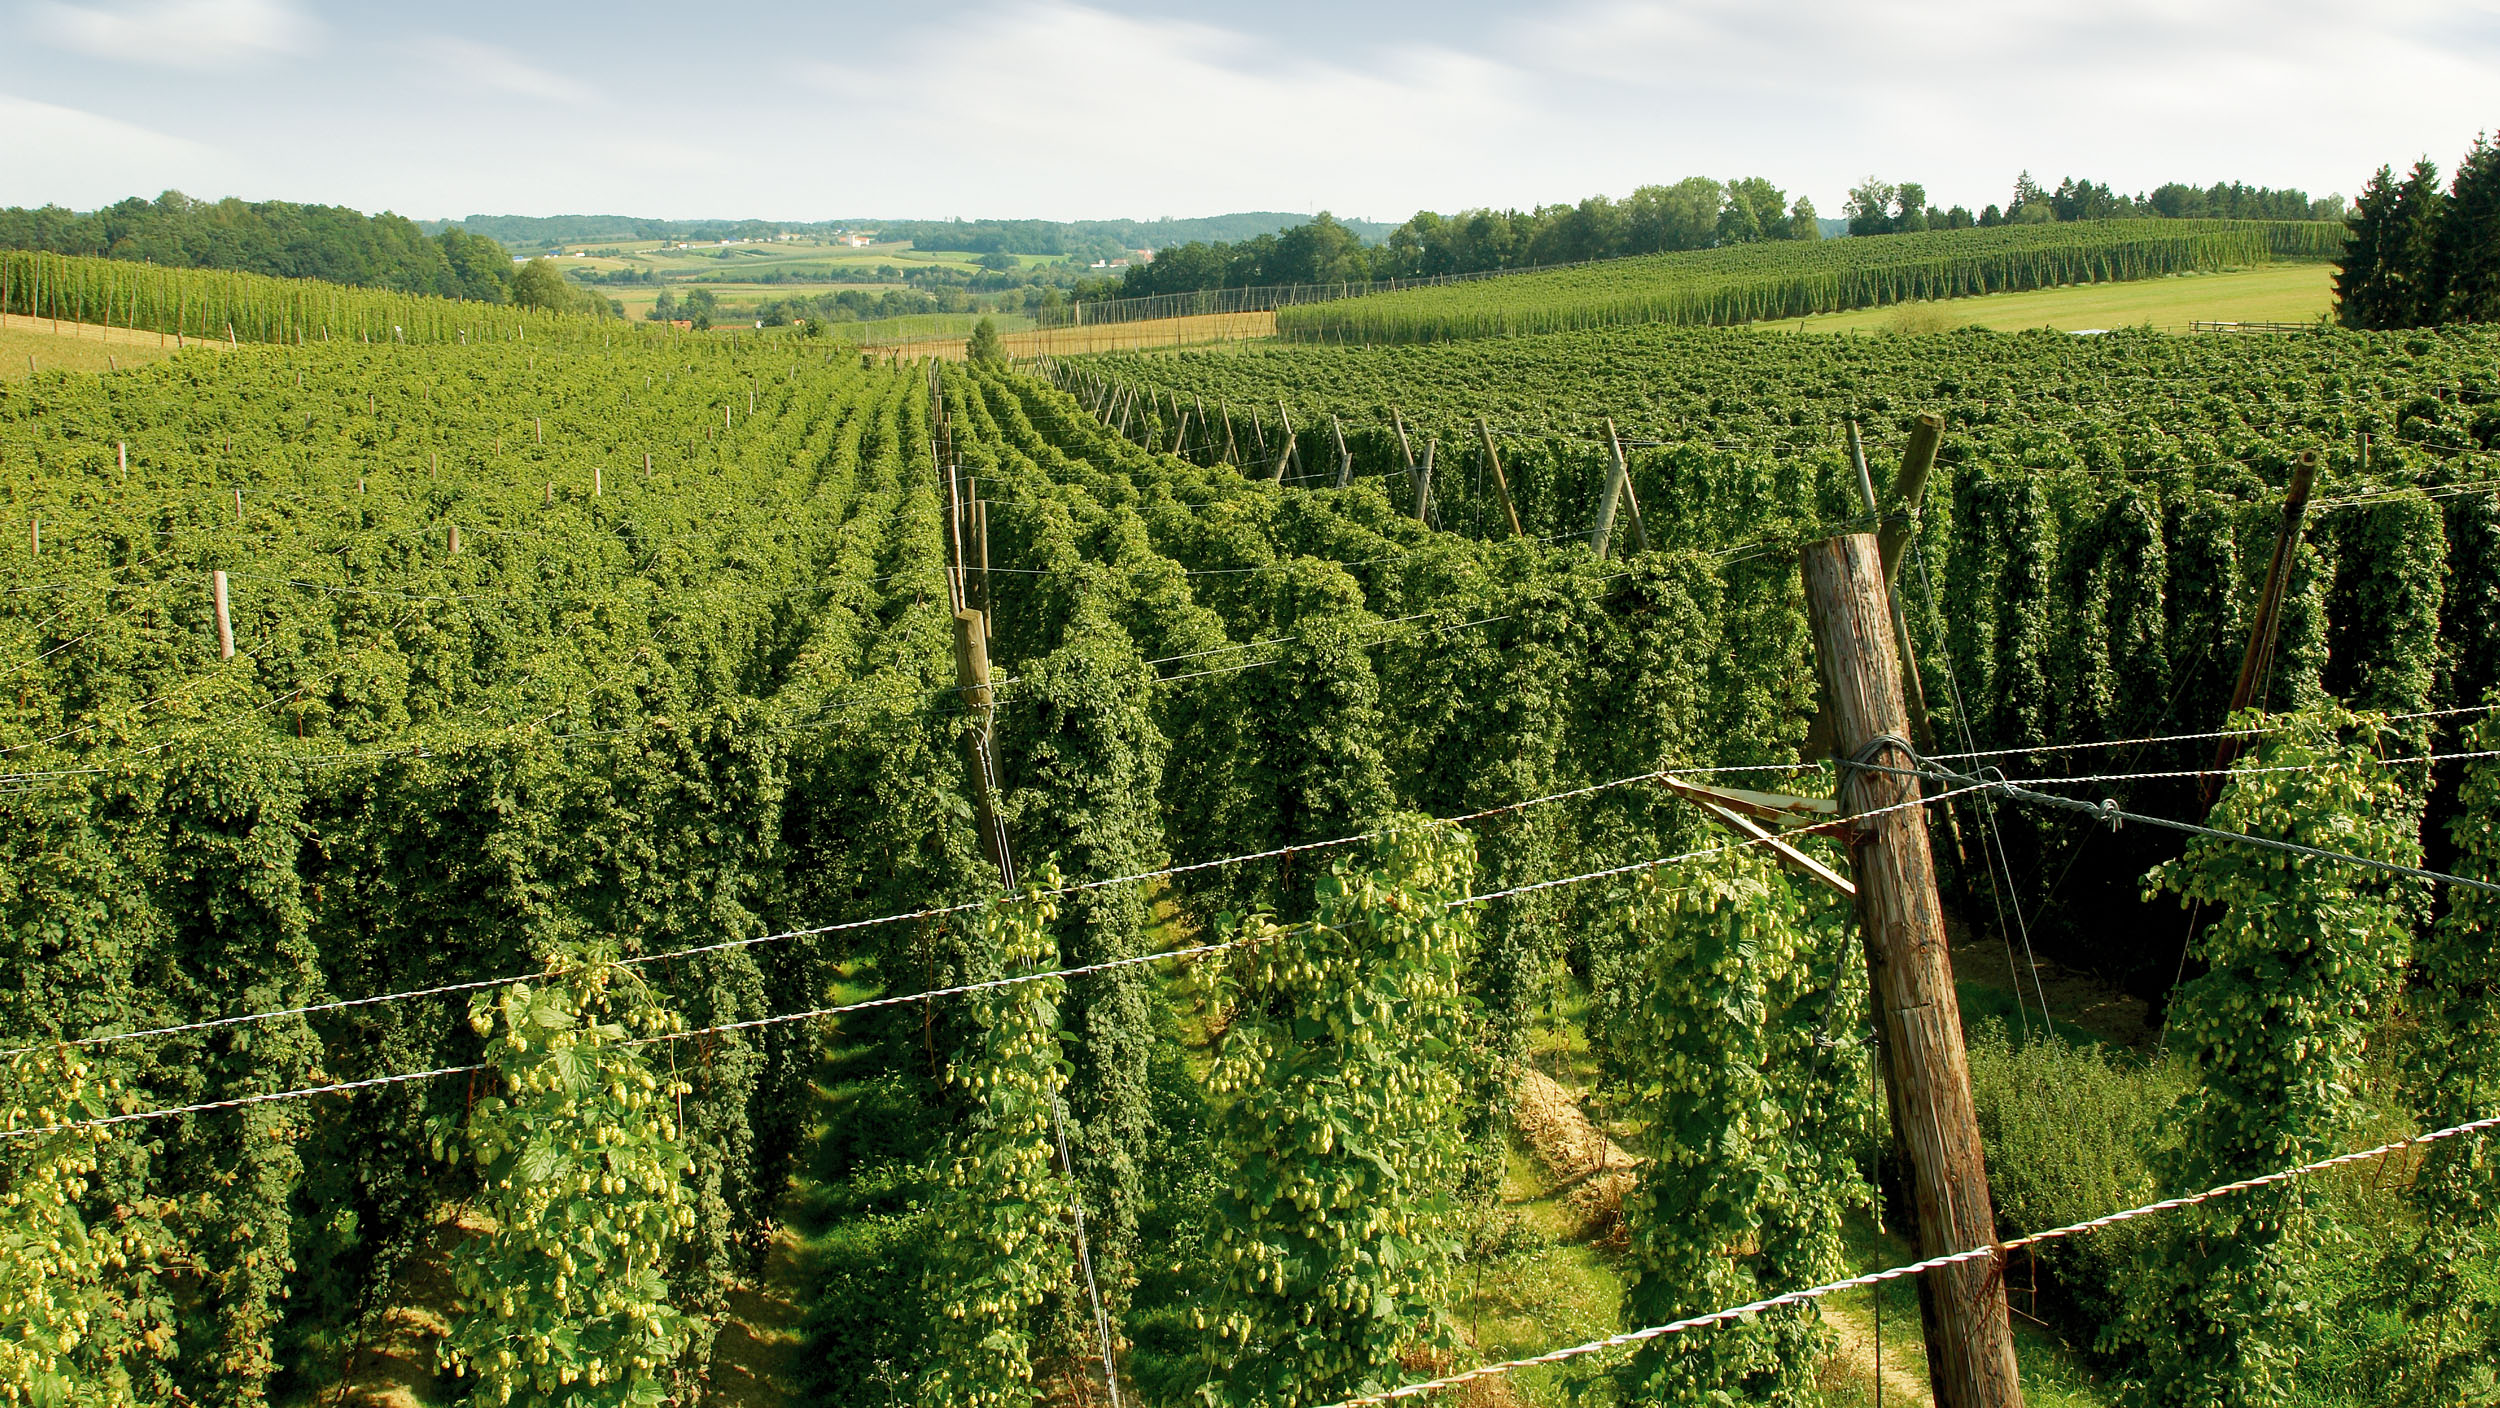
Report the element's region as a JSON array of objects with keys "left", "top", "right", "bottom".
[
  {"left": 1845, "top": 177, "right": 1898, "bottom": 235},
  {"left": 1268, "top": 214, "right": 1370, "bottom": 286},
  {"left": 1624, "top": 178, "right": 1722, "bottom": 253},
  {"left": 1719, "top": 178, "right": 1789, "bottom": 244},
  {"left": 2336, "top": 166, "right": 2403, "bottom": 329},
  {"left": 2008, "top": 170, "right": 2049, "bottom": 221},
  {"left": 509, "top": 258, "right": 578, "bottom": 313},
  {"left": 438, "top": 227, "right": 514, "bottom": 303},
  {"left": 1892, "top": 181, "right": 1930, "bottom": 231},
  {"left": 1787, "top": 195, "right": 1822, "bottom": 240},
  {"left": 964, "top": 316, "right": 1006, "bottom": 364},
  {"left": 2385, "top": 159, "right": 2449, "bottom": 327},
  {"left": 2434, "top": 134, "right": 2500, "bottom": 322}
]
